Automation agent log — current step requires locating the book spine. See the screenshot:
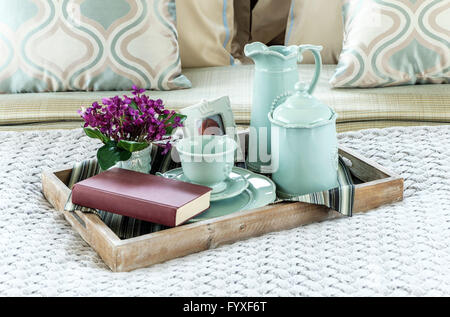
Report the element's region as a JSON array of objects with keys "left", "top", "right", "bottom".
[{"left": 71, "top": 184, "right": 177, "bottom": 227}]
